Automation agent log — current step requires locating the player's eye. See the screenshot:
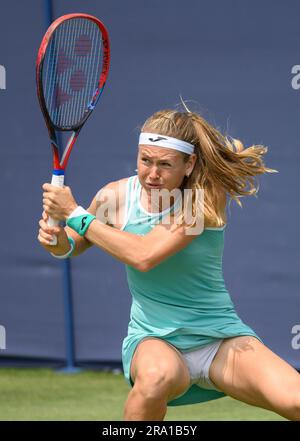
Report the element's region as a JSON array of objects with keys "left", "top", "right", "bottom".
[
  {"left": 141, "top": 157, "right": 151, "bottom": 164},
  {"left": 160, "top": 162, "right": 171, "bottom": 167}
]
